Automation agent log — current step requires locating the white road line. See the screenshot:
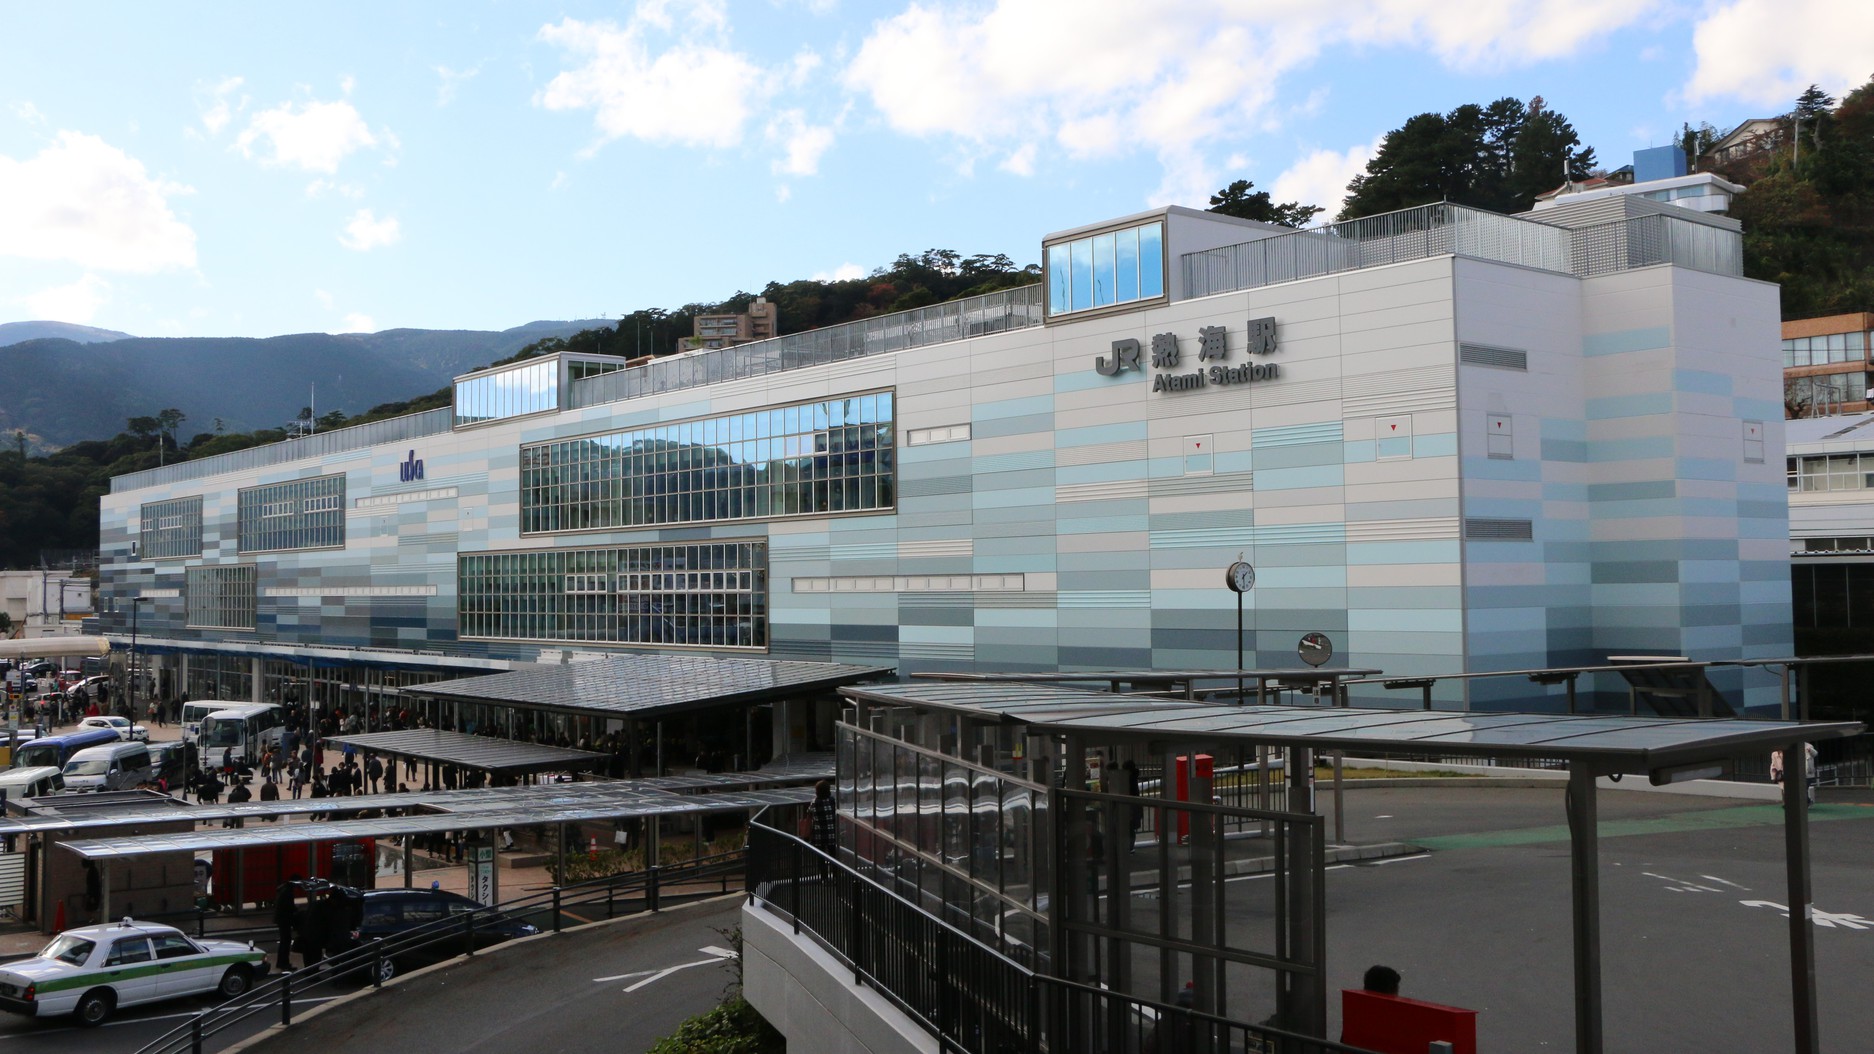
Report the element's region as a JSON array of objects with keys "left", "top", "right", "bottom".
[
  {"left": 622, "top": 956, "right": 728, "bottom": 993},
  {"left": 1368, "top": 854, "right": 1431, "bottom": 865},
  {"left": 1701, "top": 874, "right": 1749, "bottom": 890},
  {"left": 598, "top": 946, "right": 737, "bottom": 991}
]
